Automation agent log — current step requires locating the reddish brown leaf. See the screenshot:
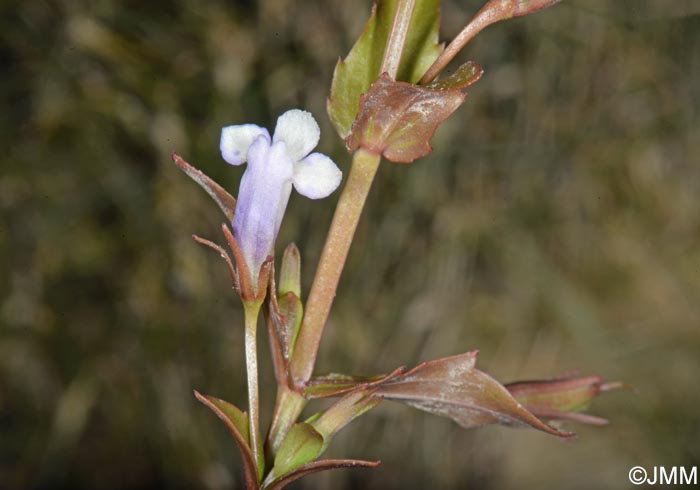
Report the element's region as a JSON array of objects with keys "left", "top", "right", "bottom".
[
  {"left": 506, "top": 375, "right": 622, "bottom": 426},
  {"left": 345, "top": 73, "right": 470, "bottom": 163},
  {"left": 303, "top": 366, "right": 406, "bottom": 399},
  {"left": 376, "top": 352, "right": 573, "bottom": 437},
  {"left": 194, "top": 390, "right": 259, "bottom": 489},
  {"left": 265, "top": 459, "right": 380, "bottom": 490}
]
